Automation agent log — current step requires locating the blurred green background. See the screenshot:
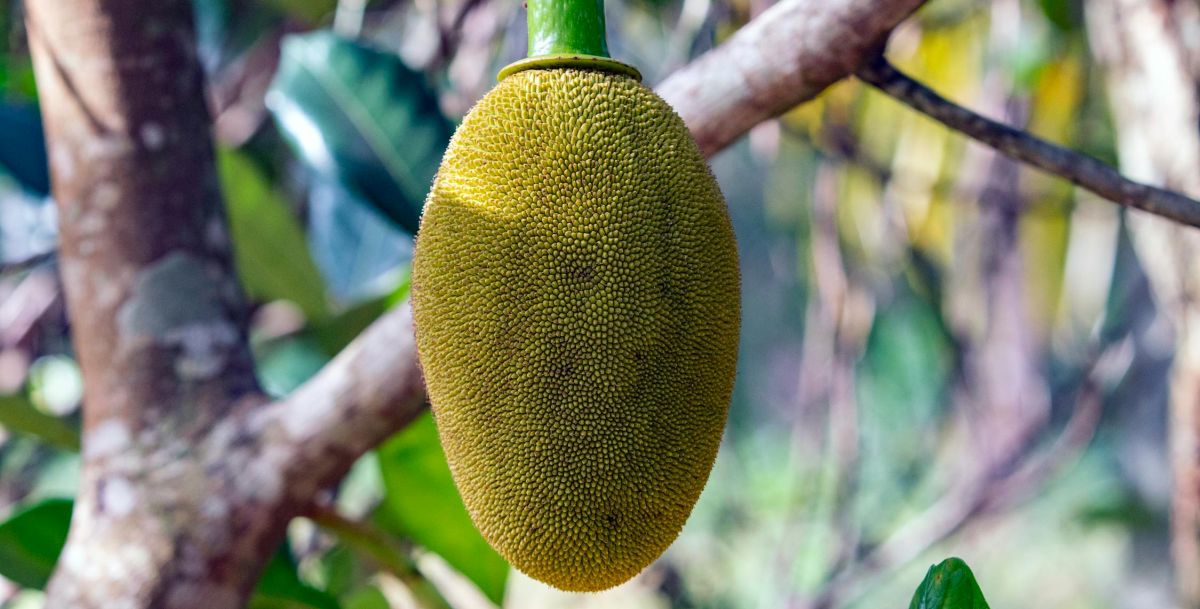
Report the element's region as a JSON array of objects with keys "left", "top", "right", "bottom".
[{"left": 0, "top": 0, "right": 1174, "bottom": 607}]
